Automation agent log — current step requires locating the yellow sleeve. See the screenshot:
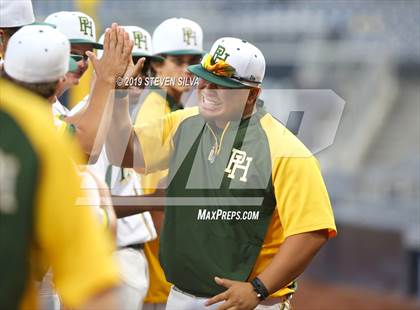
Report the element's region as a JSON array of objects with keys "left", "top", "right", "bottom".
[
  {"left": 35, "top": 121, "right": 119, "bottom": 308},
  {"left": 134, "top": 107, "right": 199, "bottom": 174},
  {"left": 134, "top": 91, "right": 171, "bottom": 192},
  {"left": 261, "top": 113, "right": 336, "bottom": 238},
  {"left": 134, "top": 91, "right": 171, "bottom": 126},
  {"left": 36, "top": 137, "right": 119, "bottom": 307},
  {"left": 0, "top": 80, "right": 120, "bottom": 308},
  {"left": 273, "top": 155, "right": 337, "bottom": 238}
]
